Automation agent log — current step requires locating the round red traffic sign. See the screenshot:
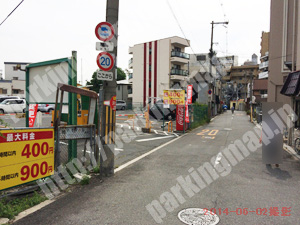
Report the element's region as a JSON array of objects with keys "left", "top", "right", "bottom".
[
  {"left": 208, "top": 89, "right": 212, "bottom": 95},
  {"left": 95, "top": 22, "right": 115, "bottom": 42},
  {"left": 97, "top": 52, "right": 114, "bottom": 71}
]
